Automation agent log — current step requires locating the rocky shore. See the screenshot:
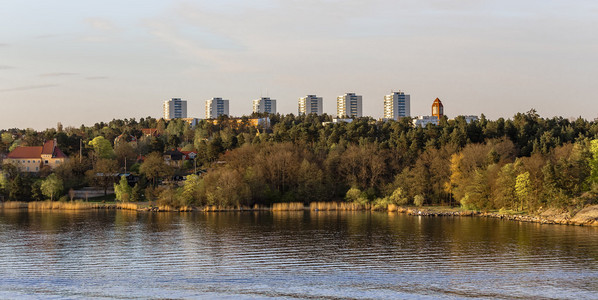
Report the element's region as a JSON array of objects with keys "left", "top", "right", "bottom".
[{"left": 398, "top": 206, "right": 598, "bottom": 227}]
